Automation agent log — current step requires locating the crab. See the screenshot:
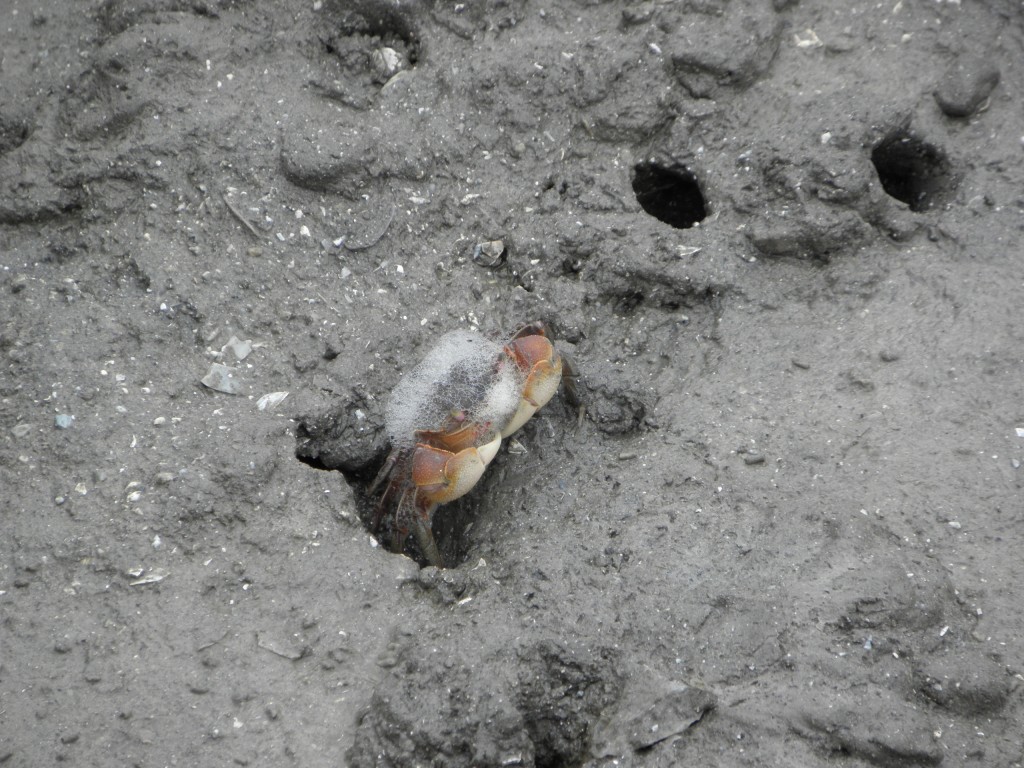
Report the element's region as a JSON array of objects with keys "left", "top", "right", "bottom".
[{"left": 368, "top": 323, "right": 564, "bottom": 567}]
